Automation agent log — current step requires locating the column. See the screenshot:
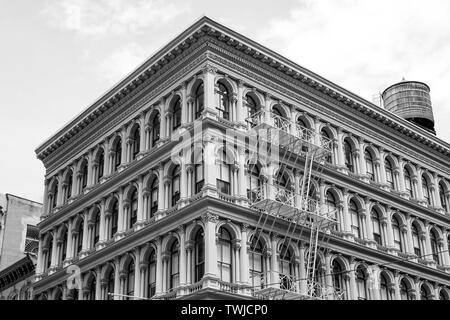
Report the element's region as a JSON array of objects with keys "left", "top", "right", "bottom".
[
  {"left": 342, "top": 190, "right": 352, "bottom": 236},
  {"left": 234, "top": 242, "right": 241, "bottom": 284},
  {"left": 158, "top": 164, "right": 165, "bottom": 211},
  {"left": 236, "top": 80, "right": 245, "bottom": 126},
  {"left": 364, "top": 197, "right": 374, "bottom": 242},
  {"left": 117, "top": 188, "right": 125, "bottom": 233},
  {"left": 66, "top": 219, "right": 74, "bottom": 260},
  {"left": 398, "top": 158, "right": 406, "bottom": 193},
  {"left": 95, "top": 267, "right": 102, "bottom": 300},
  {"left": 240, "top": 224, "right": 250, "bottom": 285},
  {"left": 393, "top": 271, "right": 401, "bottom": 300},
  {"left": 349, "top": 258, "right": 357, "bottom": 300},
  {"left": 379, "top": 149, "right": 387, "bottom": 184},
  {"left": 137, "top": 175, "right": 144, "bottom": 224},
  {"left": 103, "top": 140, "right": 110, "bottom": 178},
  {"left": 337, "top": 129, "right": 345, "bottom": 167},
  {"left": 81, "top": 210, "right": 89, "bottom": 253},
  {"left": 325, "top": 253, "right": 333, "bottom": 299},
  {"left": 43, "top": 179, "right": 50, "bottom": 215},
  {"left": 202, "top": 213, "right": 219, "bottom": 278},
  {"left": 139, "top": 113, "right": 146, "bottom": 154},
  {"left": 120, "top": 126, "right": 127, "bottom": 166},
  {"left": 134, "top": 247, "right": 141, "bottom": 299},
  {"left": 99, "top": 199, "right": 106, "bottom": 243},
  {"left": 433, "top": 174, "right": 442, "bottom": 208},
  {"left": 179, "top": 226, "right": 186, "bottom": 286},
  {"left": 186, "top": 243, "right": 192, "bottom": 285},
  {"left": 385, "top": 207, "right": 395, "bottom": 250},
  {"left": 442, "top": 230, "right": 450, "bottom": 268},
  {"left": 87, "top": 150, "right": 94, "bottom": 188},
  {"left": 405, "top": 214, "right": 415, "bottom": 255},
  {"left": 113, "top": 258, "right": 121, "bottom": 300},
  {"left": 50, "top": 228, "right": 58, "bottom": 268},
  {"left": 155, "top": 237, "right": 163, "bottom": 295},
  {"left": 180, "top": 160, "right": 187, "bottom": 206},
  {"left": 358, "top": 139, "right": 367, "bottom": 177},
  {"left": 424, "top": 223, "right": 433, "bottom": 262},
  {"left": 203, "top": 135, "right": 217, "bottom": 194},
  {"left": 299, "top": 244, "right": 306, "bottom": 295},
  {"left": 202, "top": 64, "right": 218, "bottom": 118},
  {"left": 36, "top": 236, "right": 44, "bottom": 274},
  {"left": 181, "top": 82, "right": 188, "bottom": 126},
  {"left": 56, "top": 172, "right": 64, "bottom": 206},
  {"left": 238, "top": 147, "right": 247, "bottom": 202},
  {"left": 270, "top": 235, "right": 279, "bottom": 288}
]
